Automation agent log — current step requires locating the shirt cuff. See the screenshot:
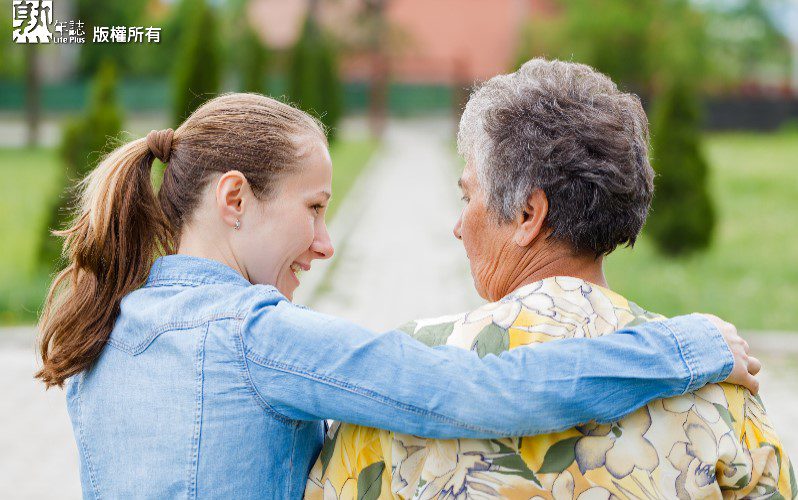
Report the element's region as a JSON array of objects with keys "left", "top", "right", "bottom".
[{"left": 662, "top": 313, "right": 735, "bottom": 394}]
